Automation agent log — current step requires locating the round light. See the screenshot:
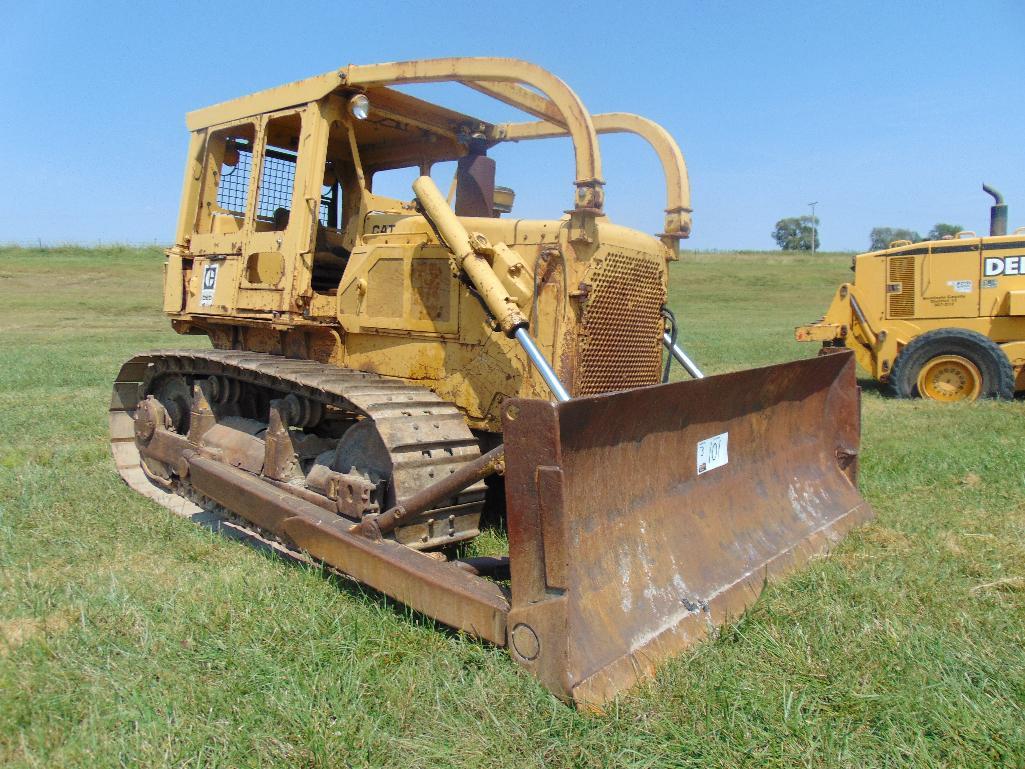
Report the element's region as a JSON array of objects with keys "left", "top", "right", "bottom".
[{"left": 348, "top": 94, "right": 370, "bottom": 121}]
